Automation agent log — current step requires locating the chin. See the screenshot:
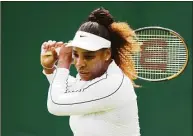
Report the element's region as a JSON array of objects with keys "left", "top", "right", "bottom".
[
  {"left": 79, "top": 74, "right": 92, "bottom": 81},
  {"left": 80, "top": 77, "right": 91, "bottom": 81},
  {"left": 79, "top": 73, "right": 98, "bottom": 81}
]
